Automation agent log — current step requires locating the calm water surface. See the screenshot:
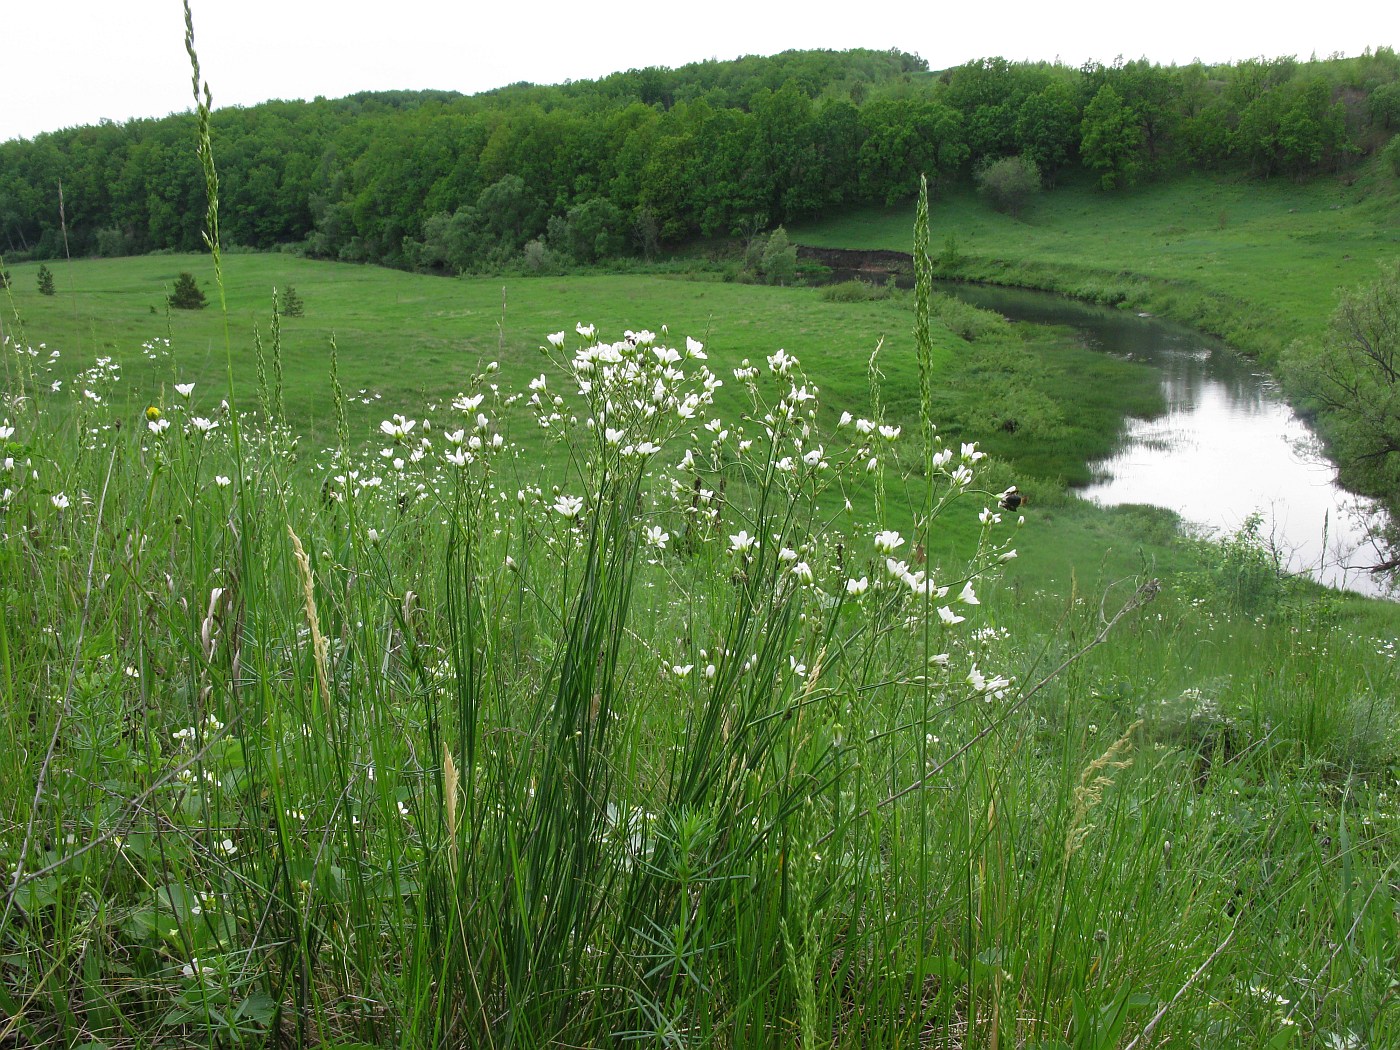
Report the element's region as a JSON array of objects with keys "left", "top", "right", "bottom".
[{"left": 939, "top": 282, "right": 1392, "bottom": 597}]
